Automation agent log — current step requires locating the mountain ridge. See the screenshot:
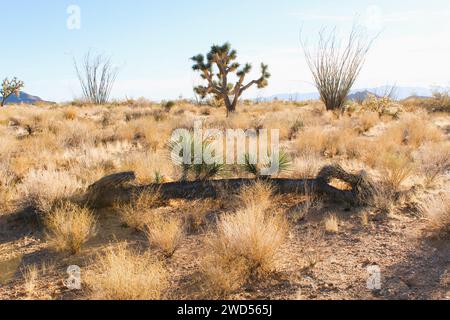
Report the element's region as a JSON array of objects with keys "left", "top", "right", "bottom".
[{"left": 264, "top": 86, "right": 434, "bottom": 102}]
